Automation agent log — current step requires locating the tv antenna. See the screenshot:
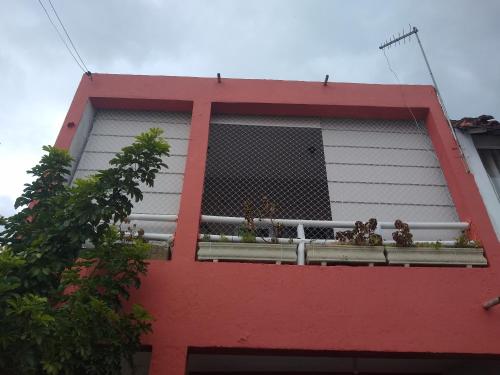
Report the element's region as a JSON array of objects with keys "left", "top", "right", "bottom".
[{"left": 379, "top": 26, "right": 468, "bottom": 171}]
